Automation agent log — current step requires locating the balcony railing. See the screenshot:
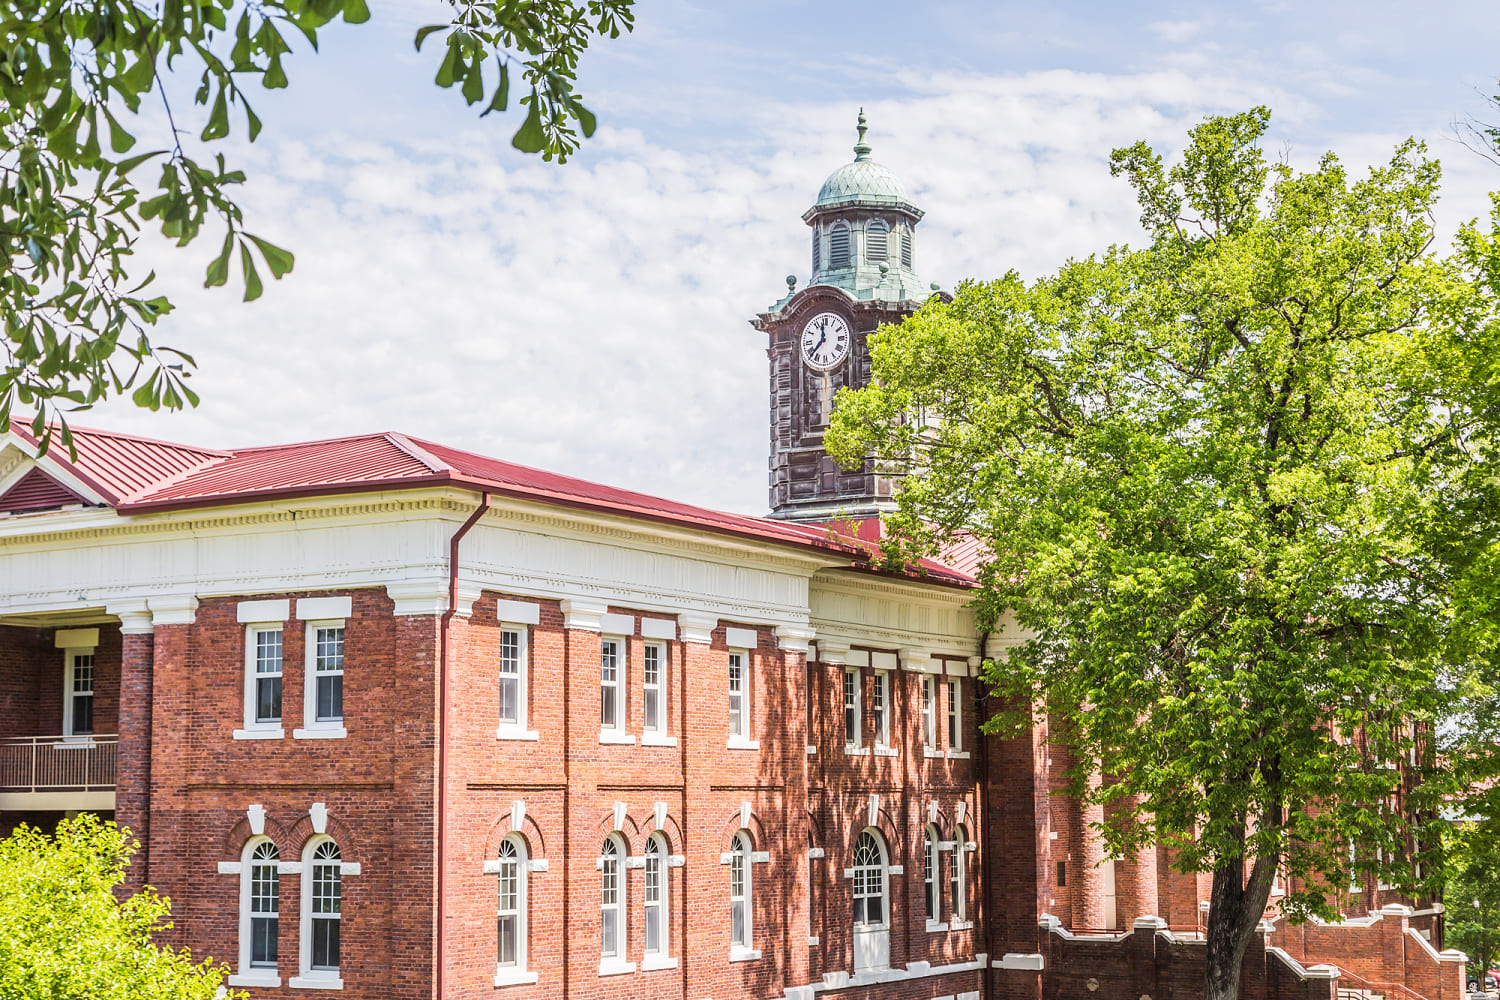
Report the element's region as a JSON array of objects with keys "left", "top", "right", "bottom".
[{"left": 0, "top": 735, "right": 117, "bottom": 793}]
